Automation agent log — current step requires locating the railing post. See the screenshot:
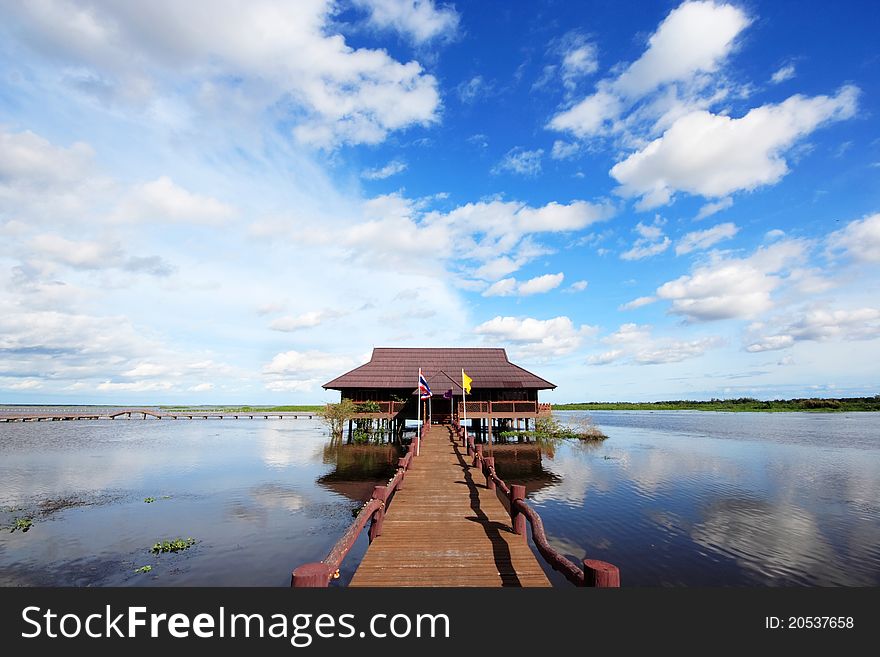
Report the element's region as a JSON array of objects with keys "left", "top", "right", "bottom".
[
  {"left": 484, "top": 457, "right": 495, "bottom": 491},
  {"left": 473, "top": 443, "right": 483, "bottom": 467},
  {"left": 582, "top": 559, "right": 620, "bottom": 587},
  {"left": 467, "top": 437, "right": 474, "bottom": 457},
  {"left": 510, "top": 484, "right": 526, "bottom": 539},
  {"left": 397, "top": 458, "right": 408, "bottom": 490},
  {"left": 291, "top": 562, "right": 332, "bottom": 587},
  {"left": 413, "top": 434, "right": 420, "bottom": 457},
  {"left": 368, "top": 486, "right": 387, "bottom": 543}
]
